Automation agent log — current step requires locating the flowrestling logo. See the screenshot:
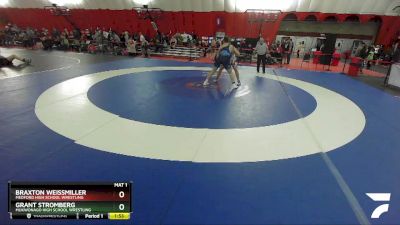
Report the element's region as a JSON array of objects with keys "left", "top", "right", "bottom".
[{"left": 366, "top": 193, "right": 391, "bottom": 219}]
